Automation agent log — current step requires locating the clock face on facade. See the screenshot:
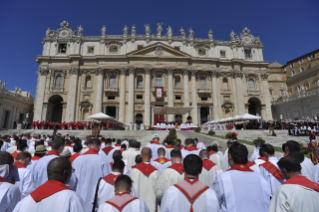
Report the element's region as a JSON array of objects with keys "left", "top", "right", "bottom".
[
  {"left": 242, "top": 36, "right": 251, "bottom": 44},
  {"left": 59, "top": 30, "right": 69, "bottom": 38}
]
